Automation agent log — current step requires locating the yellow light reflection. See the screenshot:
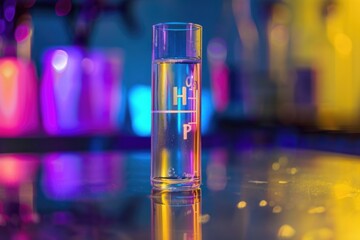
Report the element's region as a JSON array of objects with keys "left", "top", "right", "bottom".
[
  {"left": 160, "top": 148, "right": 169, "bottom": 177},
  {"left": 152, "top": 189, "right": 201, "bottom": 240},
  {"left": 272, "top": 162, "right": 280, "bottom": 171},
  {"left": 302, "top": 228, "right": 334, "bottom": 240},
  {"left": 266, "top": 151, "right": 360, "bottom": 240},
  {"left": 308, "top": 206, "right": 326, "bottom": 214},
  {"left": 259, "top": 200, "right": 268, "bottom": 207},
  {"left": 237, "top": 201, "right": 247, "bottom": 209},
  {"left": 278, "top": 224, "right": 296, "bottom": 239},
  {"left": 273, "top": 205, "right": 282, "bottom": 213},
  {"left": 200, "top": 214, "right": 210, "bottom": 224}
]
